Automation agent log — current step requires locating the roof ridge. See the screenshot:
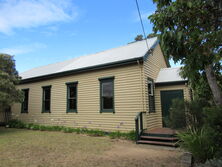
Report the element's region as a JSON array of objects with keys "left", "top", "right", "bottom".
[{"left": 66, "top": 37, "right": 158, "bottom": 60}]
